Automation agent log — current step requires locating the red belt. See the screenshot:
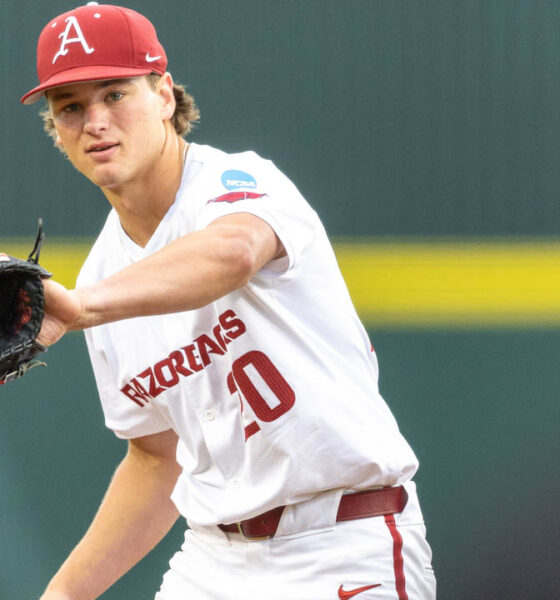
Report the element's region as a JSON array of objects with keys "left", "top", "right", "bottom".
[{"left": 218, "top": 485, "right": 408, "bottom": 540}]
